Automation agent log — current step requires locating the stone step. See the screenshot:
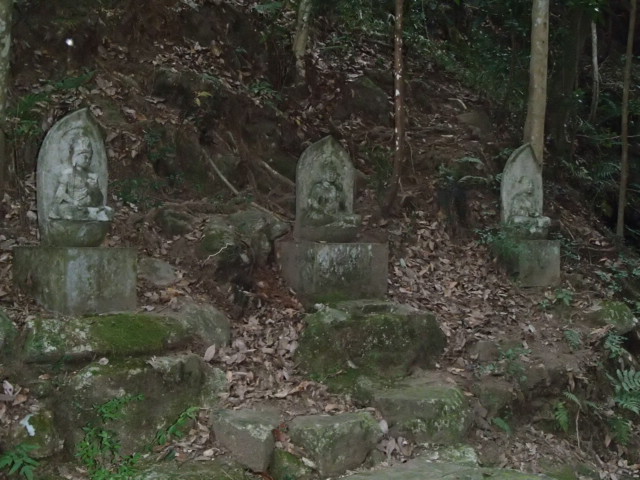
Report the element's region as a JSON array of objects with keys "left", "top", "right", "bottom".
[
  {"left": 368, "top": 373, "right": 473, "bottom": 445},
  {"left": 343, "top": 457, "right": 554, "bottom": 480},
  {"left": 20, "top": 299, "right": 230, "bottom": 364}
]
